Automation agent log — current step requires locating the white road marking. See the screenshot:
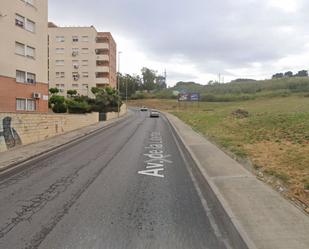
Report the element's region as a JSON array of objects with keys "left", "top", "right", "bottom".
[{"left": 138, "top": 131, "right": 173, "bottom": 178}]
